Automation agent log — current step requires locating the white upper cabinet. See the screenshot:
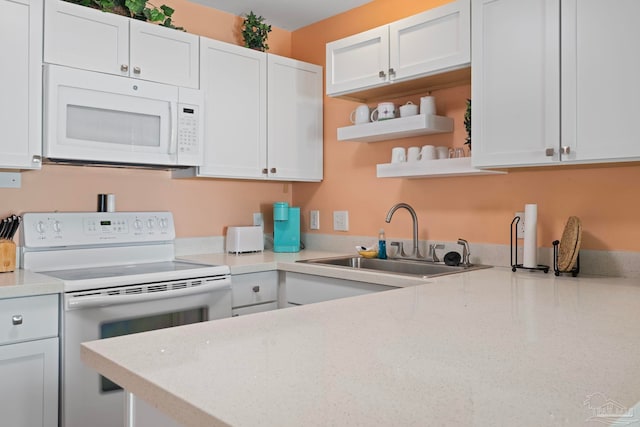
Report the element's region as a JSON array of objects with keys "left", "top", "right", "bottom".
[
  {"left": 197, "top": 38, "right": 267, "bottom": 179},
  {"left": 473, "top": 0, "right": 640, "bottom": 168},
  {"left": 0, "top": 0, "right": 43, "bottom": 169},
  {"left": 560, "top": 0, "right": 640, "bottom": 164},
  {"left": 326, "top": 0, "right": 470, "bottom": 97},
  {"left": 267, "top": 55, "right": 323, "bottom": 181},
  {"left": 44, "top": 0, "right": 199, "bottom": 88},
  {"left": 176, "top": 38, "right": 323, "bottom": 182},
  {"left": 471, "top": 0, "right": 559, "bottom": 167}
]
